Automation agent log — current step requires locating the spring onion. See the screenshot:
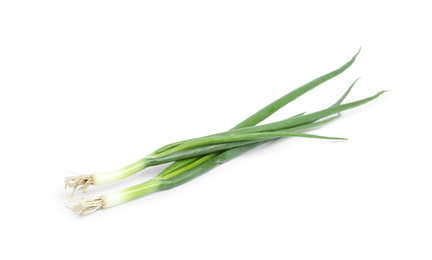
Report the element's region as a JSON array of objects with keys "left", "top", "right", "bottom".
[
  {"left": 65, "top": 48, "right": 361, "bottom": 194},
  {"left": 65, "top": 49, "right": 386, "bottom": 215}
]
